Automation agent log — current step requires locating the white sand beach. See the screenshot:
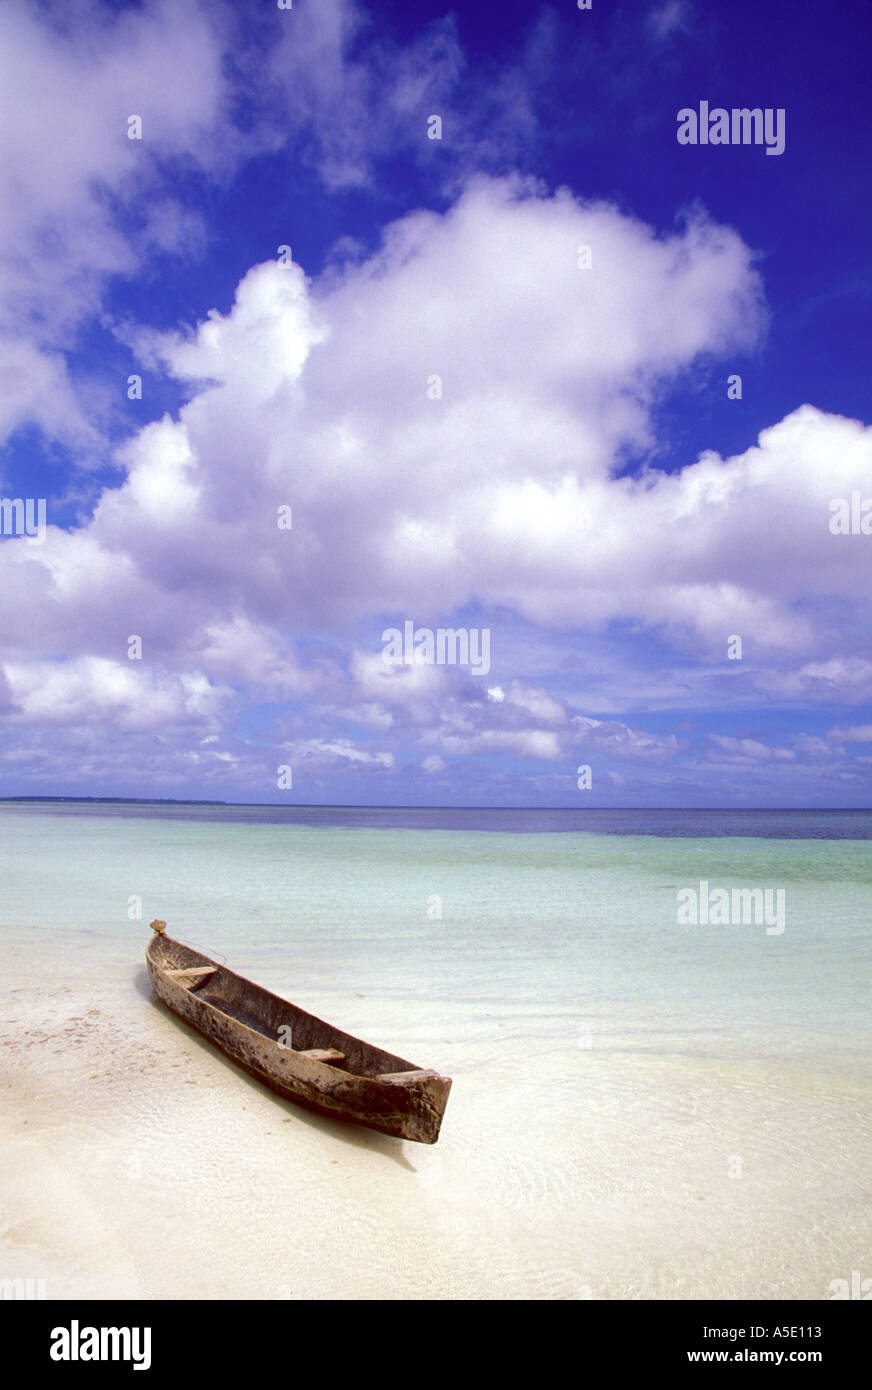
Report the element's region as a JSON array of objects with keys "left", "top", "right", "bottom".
[
  {"left": 2, "top": 805, "right": 870, "bottom": 1300},
  {"left": 2, "top": 917, "right": 869, "bottom": 1301}
]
